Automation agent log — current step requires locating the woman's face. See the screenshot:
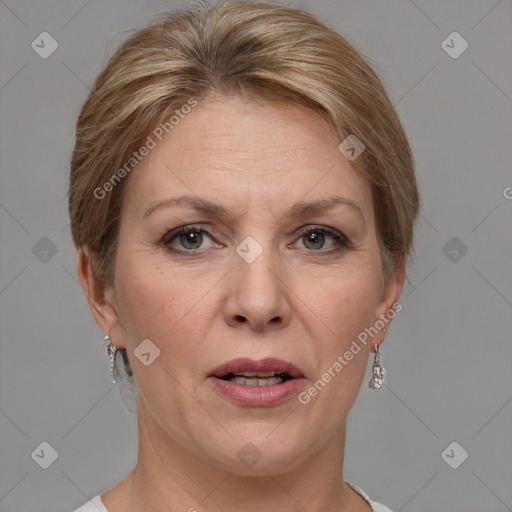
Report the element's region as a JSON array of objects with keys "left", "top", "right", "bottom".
[{"left": 88, "top": 96, "right": 402, "bottom": 474}]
